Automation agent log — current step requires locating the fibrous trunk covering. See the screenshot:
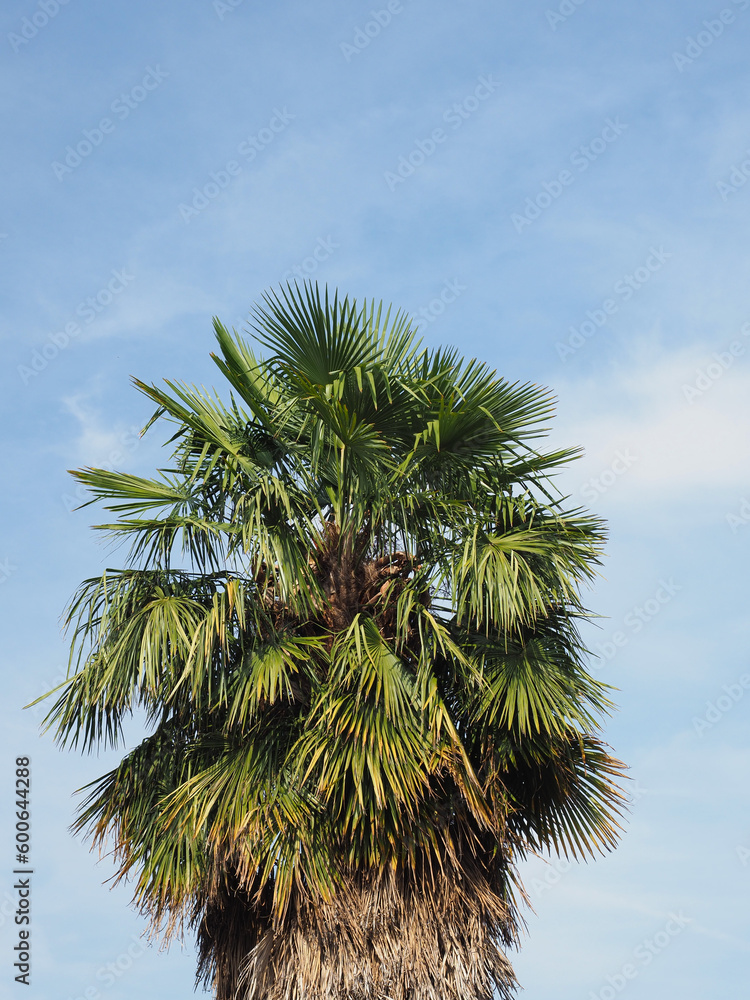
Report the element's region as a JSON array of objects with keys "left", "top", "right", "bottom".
[{"left": 197, "top": 861, "right": 518, "bottom": 1000}]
